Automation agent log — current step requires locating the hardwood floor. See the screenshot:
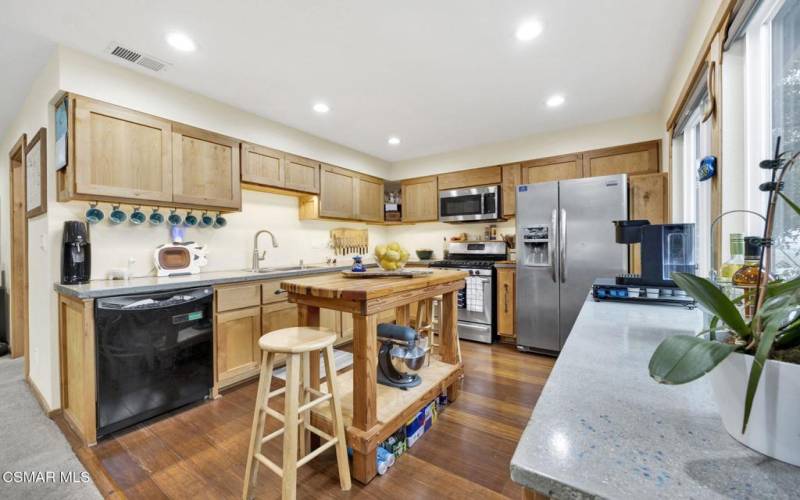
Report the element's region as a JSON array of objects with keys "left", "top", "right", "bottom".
[{"left": 59, "top": 341, "right": 554, "bottom": 499}]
